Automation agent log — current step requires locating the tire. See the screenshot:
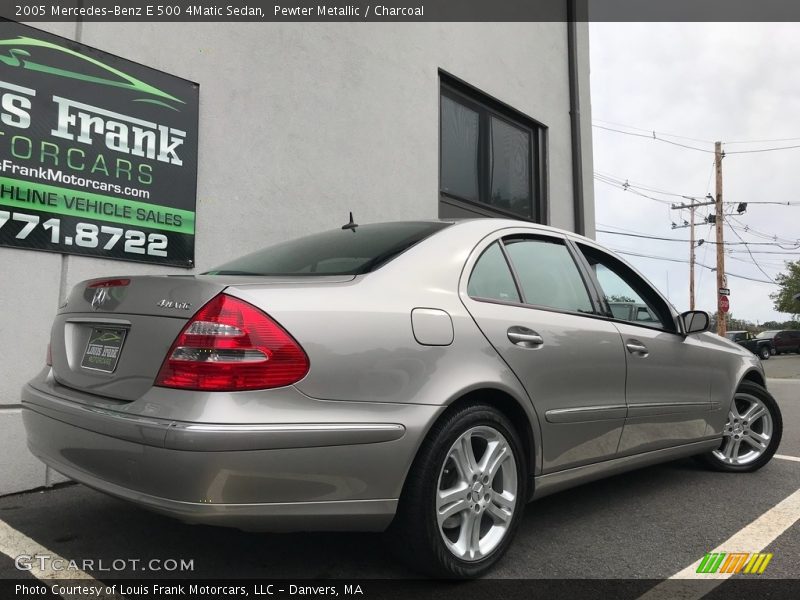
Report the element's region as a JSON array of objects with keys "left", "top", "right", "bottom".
[
  {"left": 696, "top": 381, "right": 782, "bottom": 473},
  {"left": 759, "top": 345, "right": 771, "bottom": 360},
  {"left": 770, "top": 347, "right": 777, "bottom": 356},
  {"left": 387, "top": 402, "right": 528, "bottom": 577}
]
